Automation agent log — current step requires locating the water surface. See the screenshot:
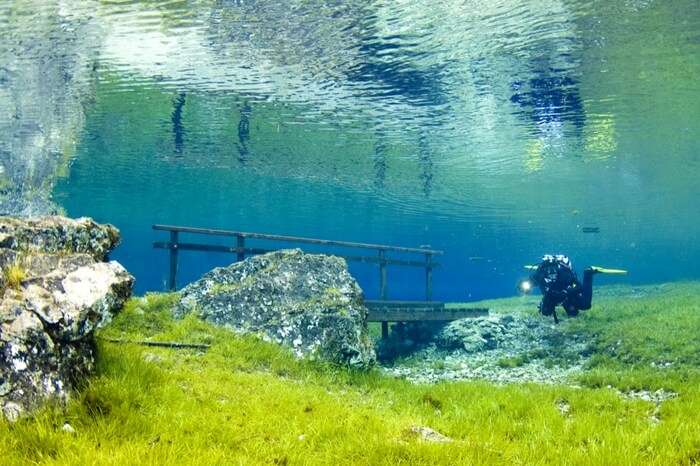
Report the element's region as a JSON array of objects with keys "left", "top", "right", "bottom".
[{"left": 1, "top": 0, "right": 698, "bottom": 300}]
